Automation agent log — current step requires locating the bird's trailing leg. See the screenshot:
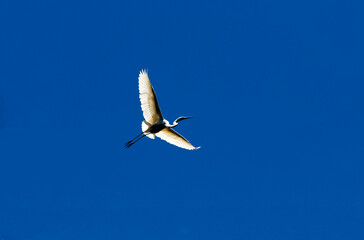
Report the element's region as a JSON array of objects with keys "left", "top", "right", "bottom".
[{"left": 125, "top": 132, "right": 148, "bottom": 148}]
